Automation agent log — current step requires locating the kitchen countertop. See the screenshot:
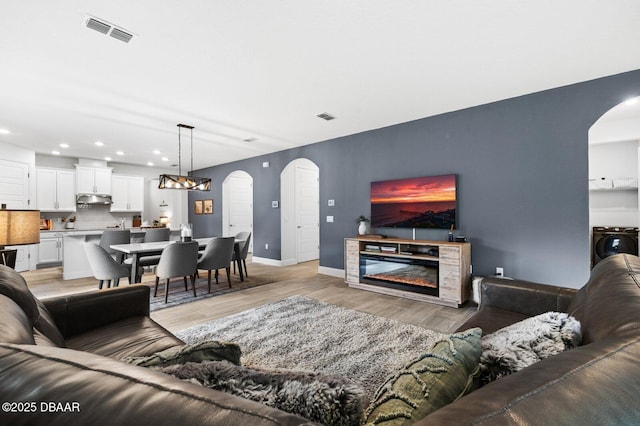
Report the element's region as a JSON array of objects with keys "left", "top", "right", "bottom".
[{"left": 42, "top": 227, "right": 178, "bottom": 235}]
